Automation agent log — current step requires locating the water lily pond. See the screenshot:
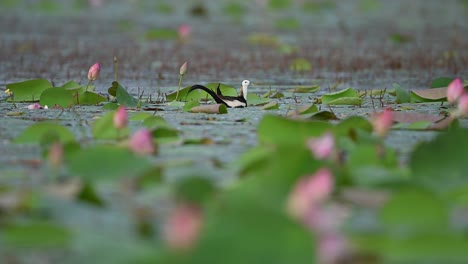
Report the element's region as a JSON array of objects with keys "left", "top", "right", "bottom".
[{"left": 1, "top": 1, "right": 468, "bottom": 263}]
